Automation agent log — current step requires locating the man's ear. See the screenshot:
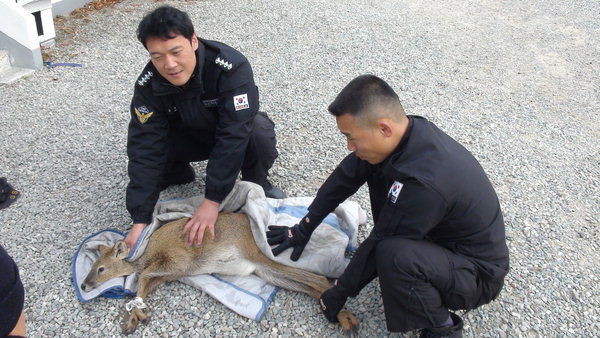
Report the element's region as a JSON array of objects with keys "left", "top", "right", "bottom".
[
  {"left": 191, "top": 33, "right": 199, "bottom": 51},
  {"left": 376, "top": 119, "right": 394, "bottom": 138}
]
